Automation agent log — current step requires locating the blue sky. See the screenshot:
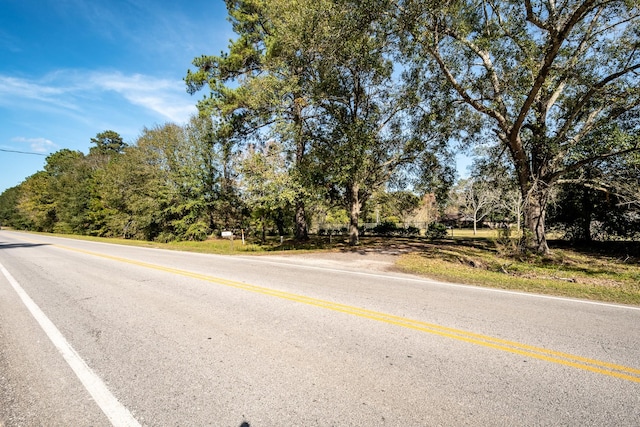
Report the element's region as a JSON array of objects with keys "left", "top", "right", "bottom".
[
  {"left": 0, "top": 1, "right": 471, "bottom": 194},
  {"left": 0, "top": 0, "right": 232, "bottom": 192}
]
